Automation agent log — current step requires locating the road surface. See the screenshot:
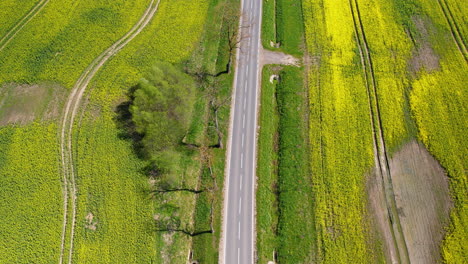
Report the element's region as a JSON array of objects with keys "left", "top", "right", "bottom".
[{"left": 221, "top": 0, "right": 262, "bottom": 263}]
